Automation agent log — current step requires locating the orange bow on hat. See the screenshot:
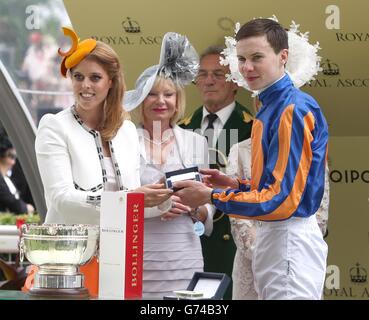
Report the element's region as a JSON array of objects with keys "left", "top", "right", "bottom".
[{"left": 58, "top": 27, "right": 97, "bottom": 78}]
